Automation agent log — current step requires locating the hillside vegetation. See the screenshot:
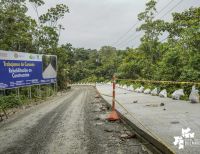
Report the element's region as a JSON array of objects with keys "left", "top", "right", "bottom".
[{"left": 0, "top": 0, "right": 199, "bottom": 104}]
